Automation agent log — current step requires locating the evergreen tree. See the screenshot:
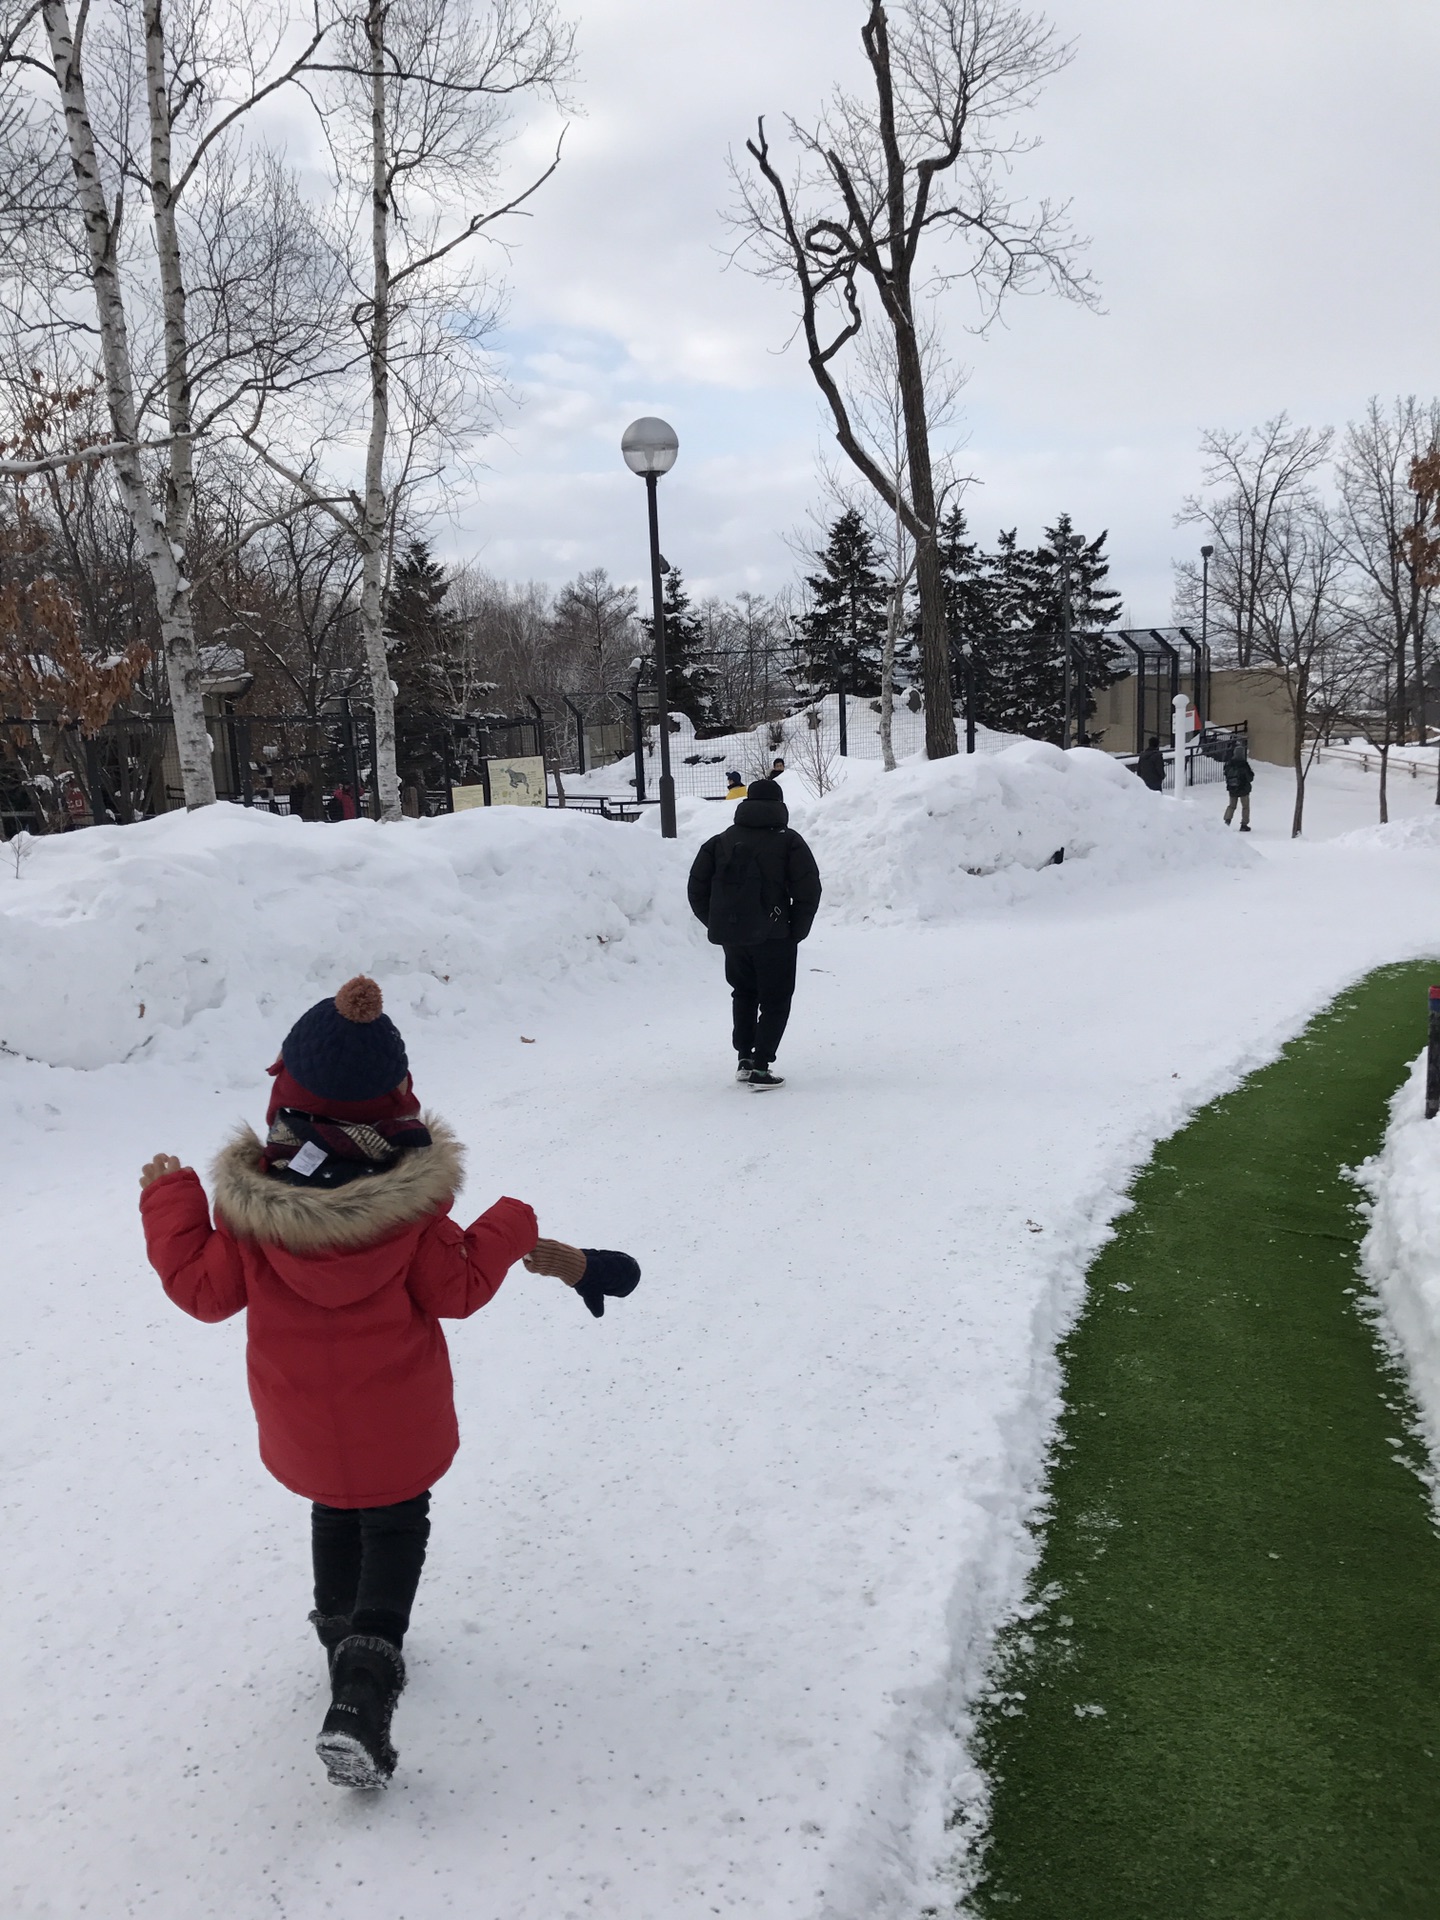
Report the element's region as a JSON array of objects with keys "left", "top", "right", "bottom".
[
  {"left": 796, "top": 509, "right": 888, "bottom": 697},
  {"left": 957, "top": 518, "right": 1124, "bottom": 743},
  {"left": 385, "top": 538, "right": 451, "bottom": 714},
  {"left": 1023, "top": 516, "right": 1125, "bottom": 743},
  {"left": 657, "top": 567, "right": 716, "bottom": 727},
  {"left": 935, "top": 507, "right": 1003, "bottom": 721}
]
